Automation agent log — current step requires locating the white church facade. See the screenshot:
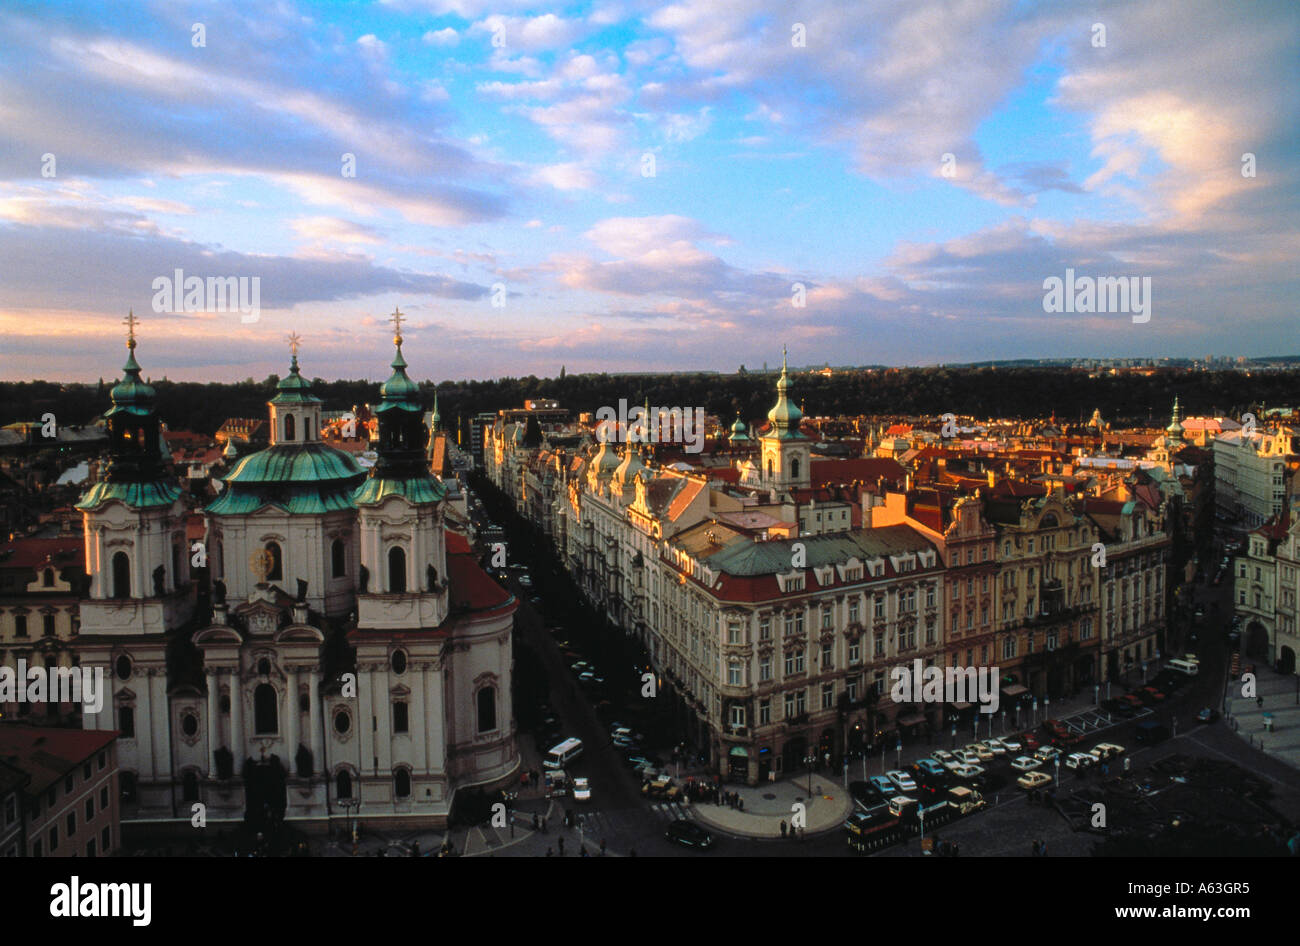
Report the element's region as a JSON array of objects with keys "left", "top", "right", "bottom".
[{"left": 76, "top": 316, "right": 518, "bottom": 831}]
